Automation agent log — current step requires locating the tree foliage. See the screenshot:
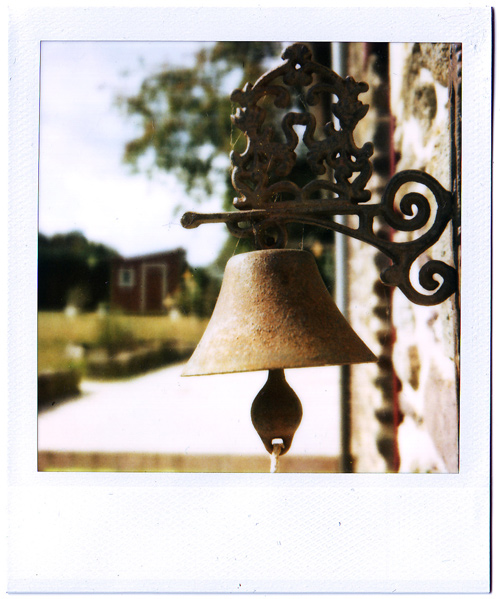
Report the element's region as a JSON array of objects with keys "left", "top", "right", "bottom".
[
  {"left": 118, "top": 42, "right": 283, "bottom": 204},
  {"left": 38, "top": 231, "right": 119, "bottom": 311}
]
